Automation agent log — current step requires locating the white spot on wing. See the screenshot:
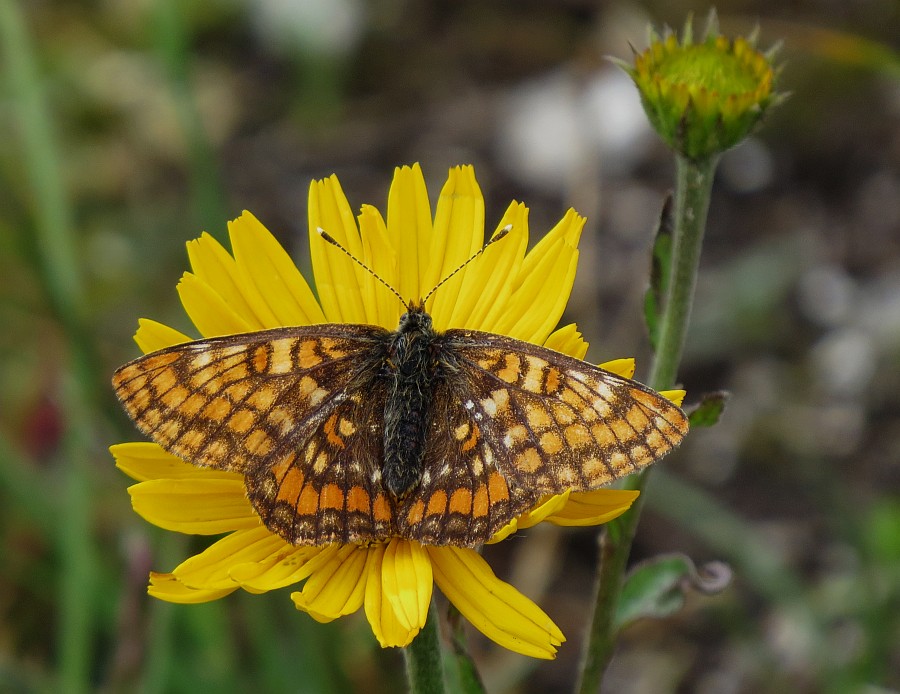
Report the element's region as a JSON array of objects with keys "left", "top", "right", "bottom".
[
  {"left": 595, "top": 382, "right": 614, "bottom": 401},
  {"left": 481, "top": 397, "right": 497, "bottom": 416},
  {"left": 309, "top": 388, "right": 328, "bottom": 406}
]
